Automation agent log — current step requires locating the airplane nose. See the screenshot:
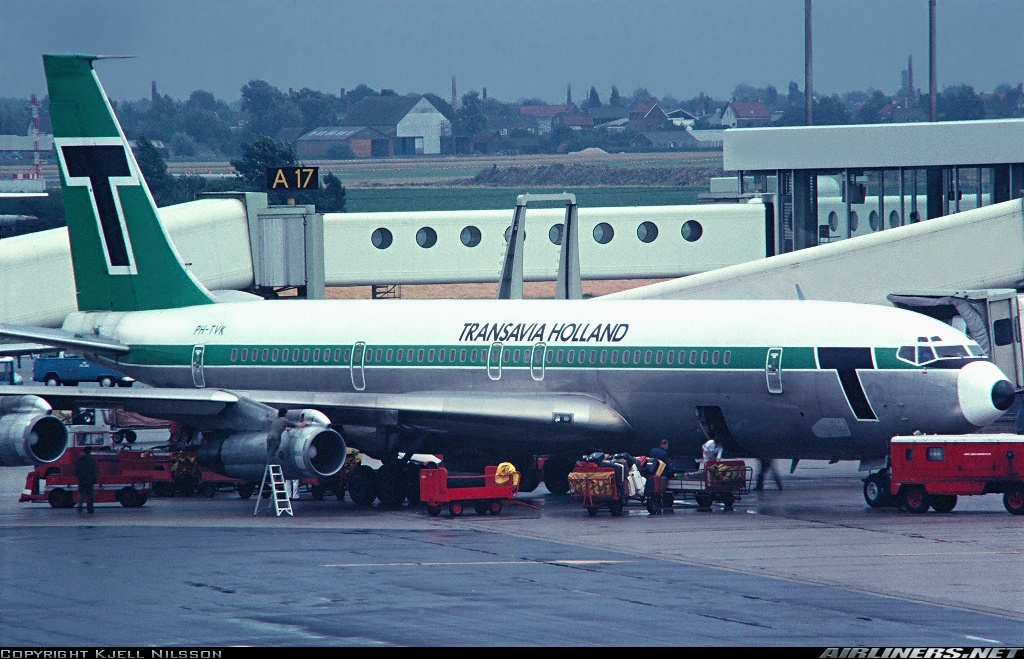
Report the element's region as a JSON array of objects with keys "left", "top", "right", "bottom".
[{"left": 957, "top": 360, "right": 1017, "bottom": 427}]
